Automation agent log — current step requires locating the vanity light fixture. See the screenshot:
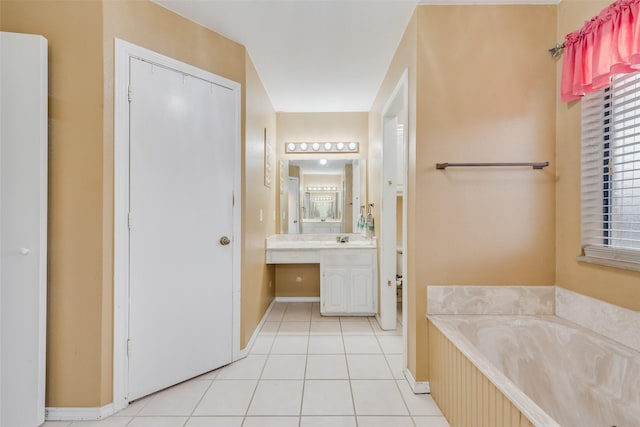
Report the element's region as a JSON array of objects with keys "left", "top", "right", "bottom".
[
  {"left": 307, "top": 186, "right": 337, "bottom": 191},
  {"left": 284, "top": 142, "right": 359, "bottom": 154}
]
